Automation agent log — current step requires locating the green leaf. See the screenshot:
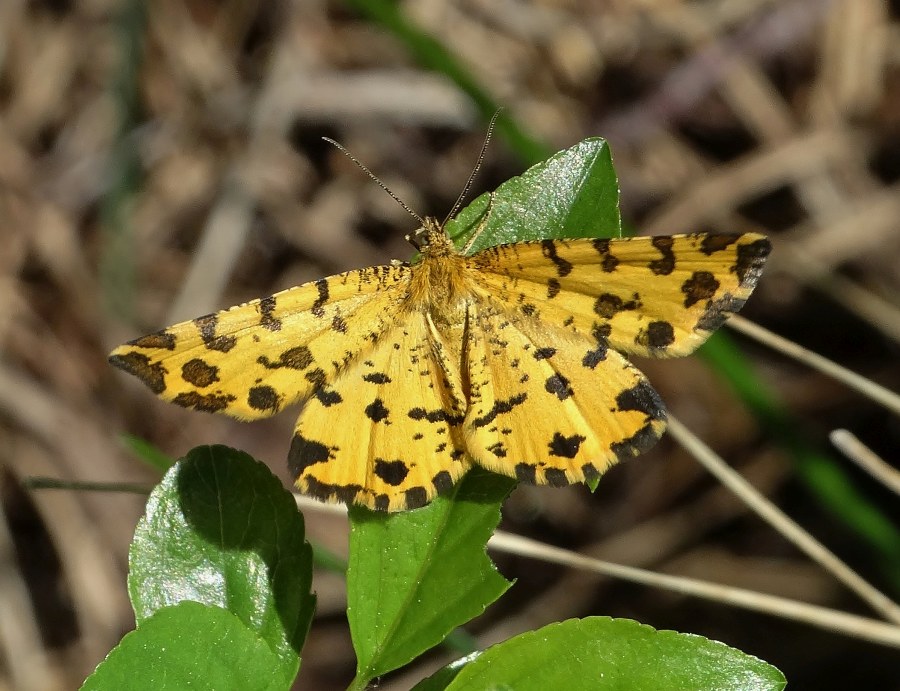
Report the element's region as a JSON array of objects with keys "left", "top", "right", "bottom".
[
  {"left": 348, "top": 467, "right": 515, "bottom": 686},
  {"left": 422, "top": 617, "right": 786, "bottom": 691},
  {"left": 445, "top": 137, "right": 621, "bottom": 253},
  {"left": 81, "top": 602, "right": 285, "bottom": 691},
  {"left": 128, "top": 445, "right": 315, "bottom": 684}
]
